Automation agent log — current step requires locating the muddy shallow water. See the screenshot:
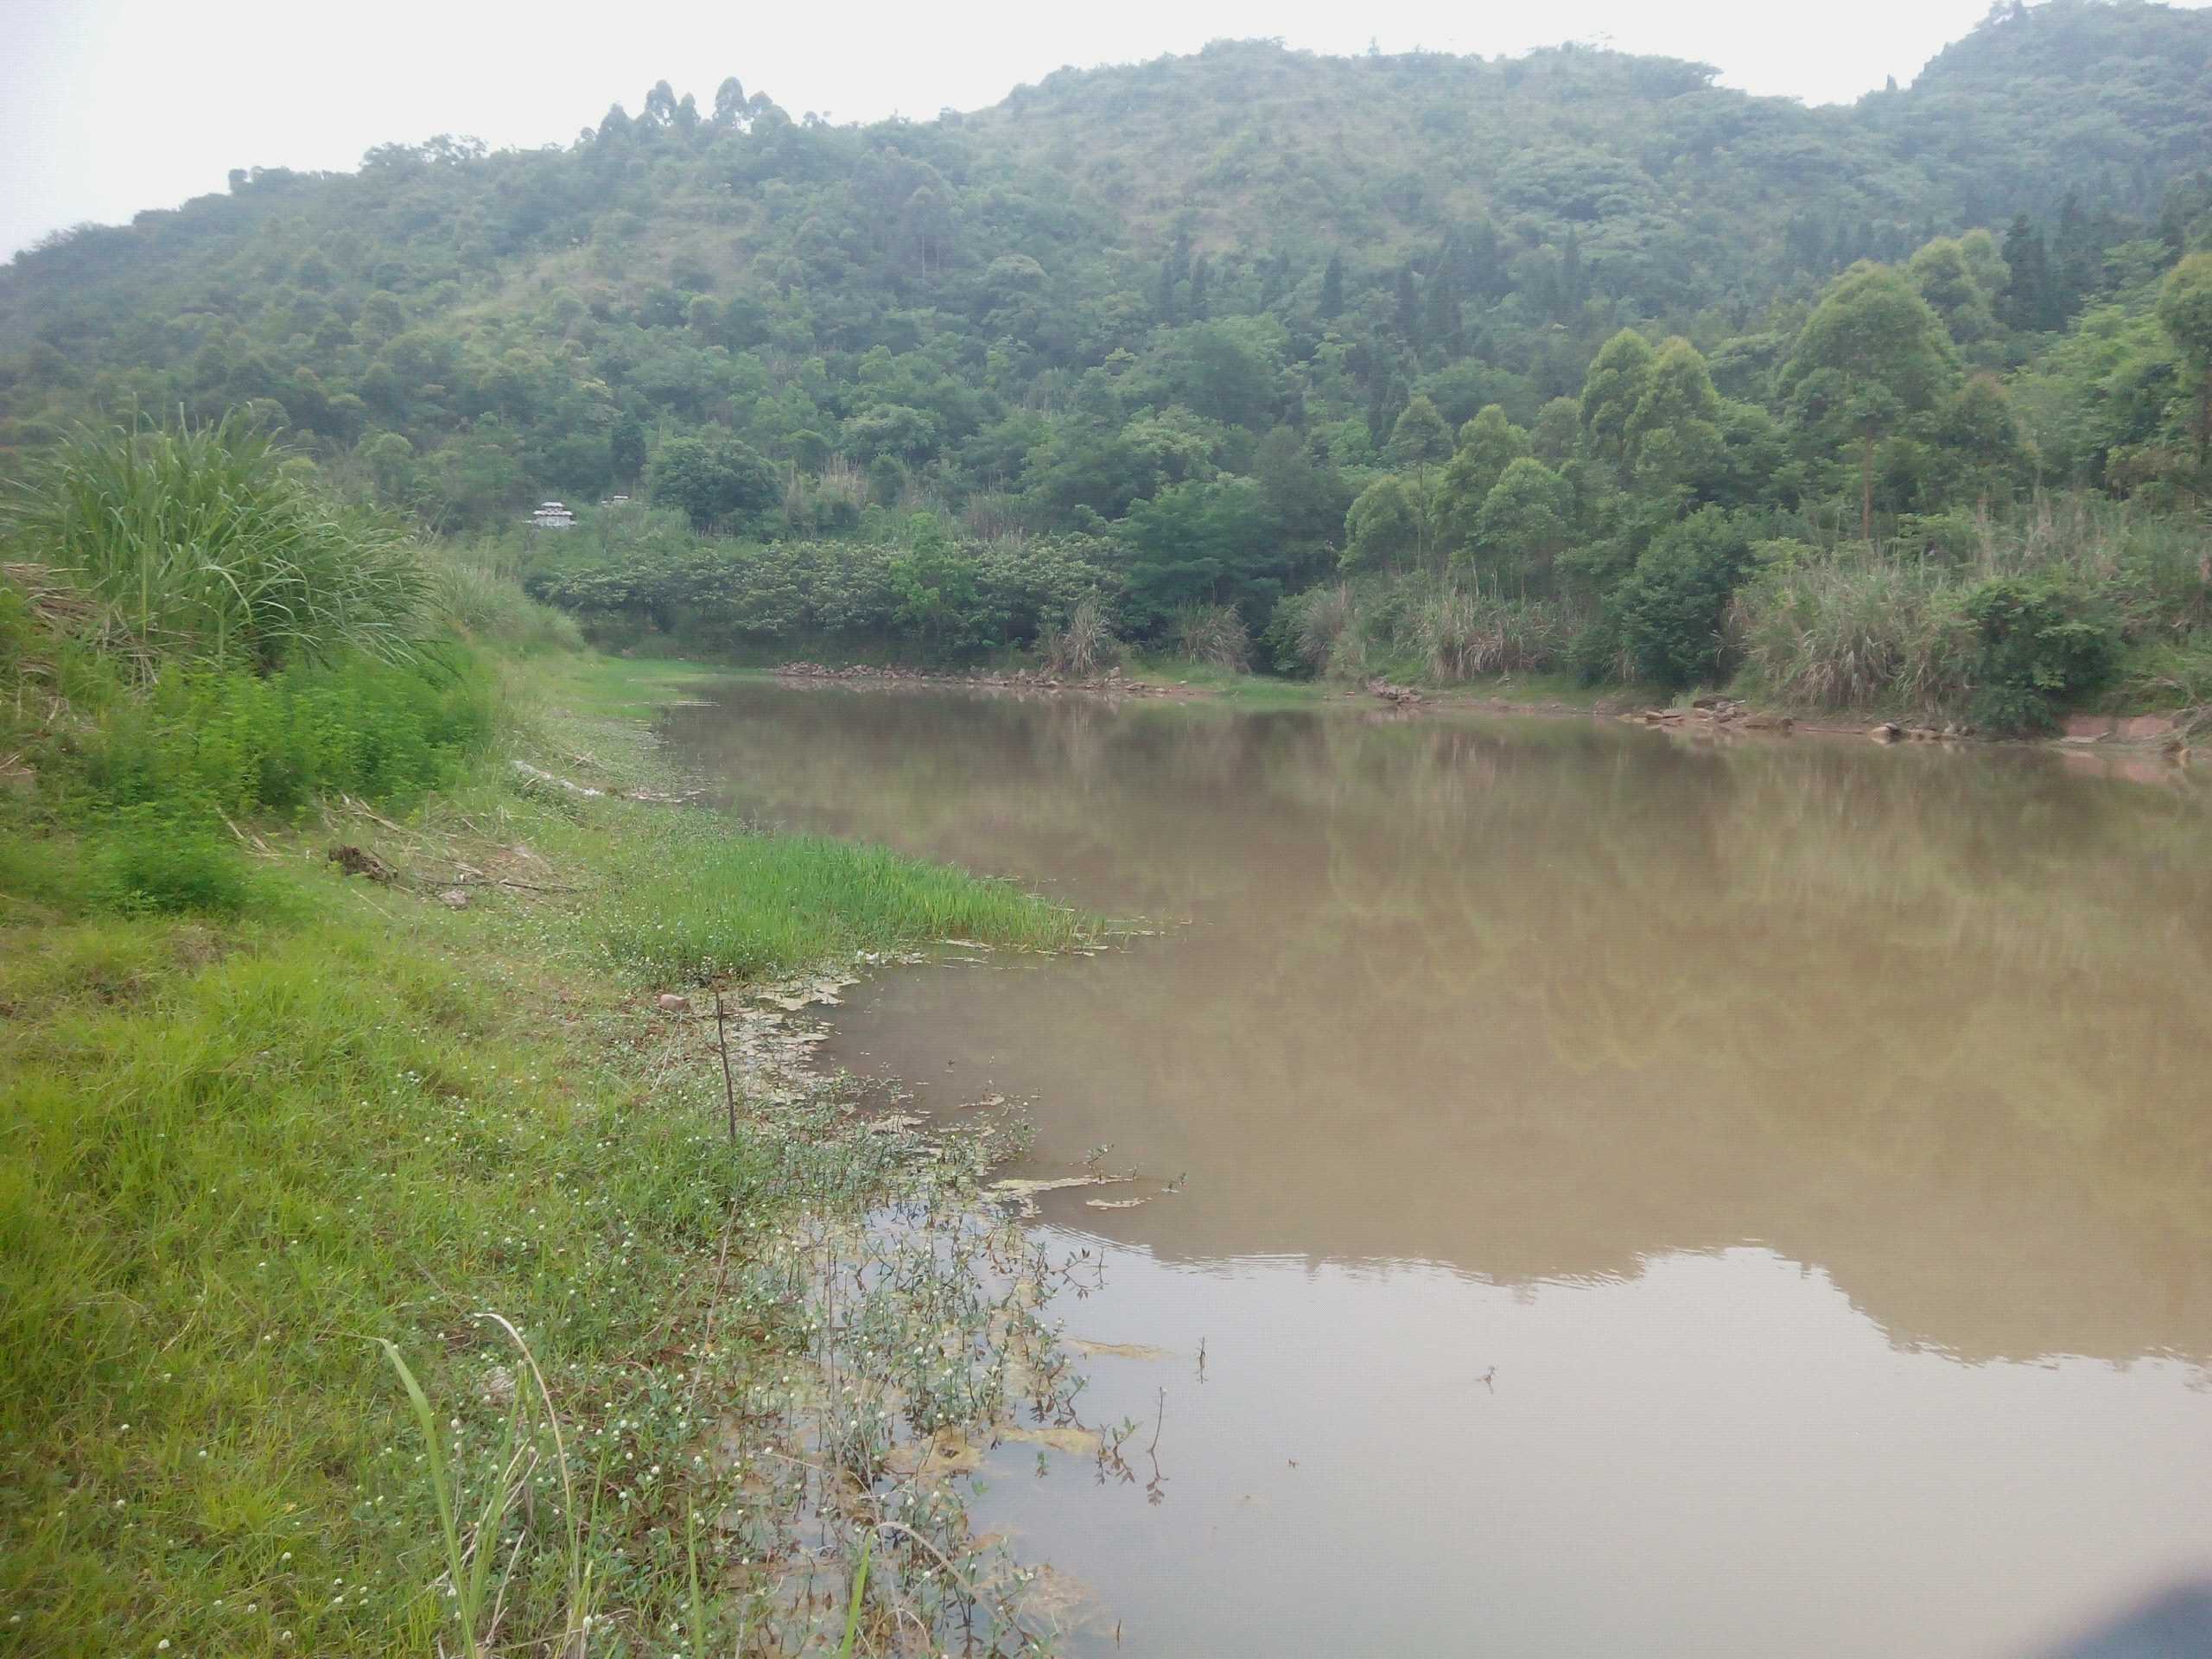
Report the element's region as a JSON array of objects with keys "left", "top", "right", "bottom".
[{"left": 665, "top": 681, "right": 2212, "bottom": 1657}]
